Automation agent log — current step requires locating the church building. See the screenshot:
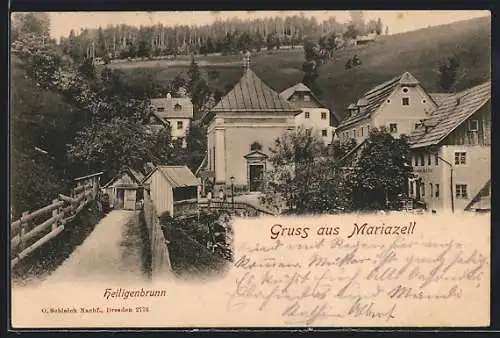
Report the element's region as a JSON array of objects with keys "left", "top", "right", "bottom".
[{"left": 201, "top": 55, "right": 301, "bottom": 192}]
